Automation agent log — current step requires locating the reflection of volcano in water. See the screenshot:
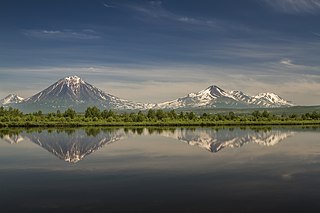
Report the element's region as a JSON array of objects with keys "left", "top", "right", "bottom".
[
  {"left": 1, "top": 129, "right": 128, "bottom": 163},
  {"left": 26, "top": 130, "right": 127, "bottom": 163},
  {"left": 1, "top": 128, "right": 294, "bottom": 163},
  {"left": 160, "top": 128, "right": 294, "bottom": 152}
]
